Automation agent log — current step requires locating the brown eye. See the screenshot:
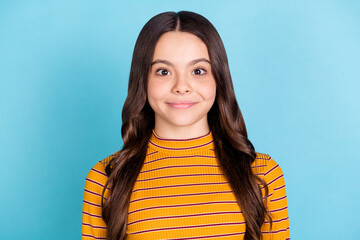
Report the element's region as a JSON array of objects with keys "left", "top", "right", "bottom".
[
  {"left": 156, "top": 69, "right": 170, "bottom": 76},
  {"left": 192, "top": 68, "right": 206, "bottom": 75}
]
